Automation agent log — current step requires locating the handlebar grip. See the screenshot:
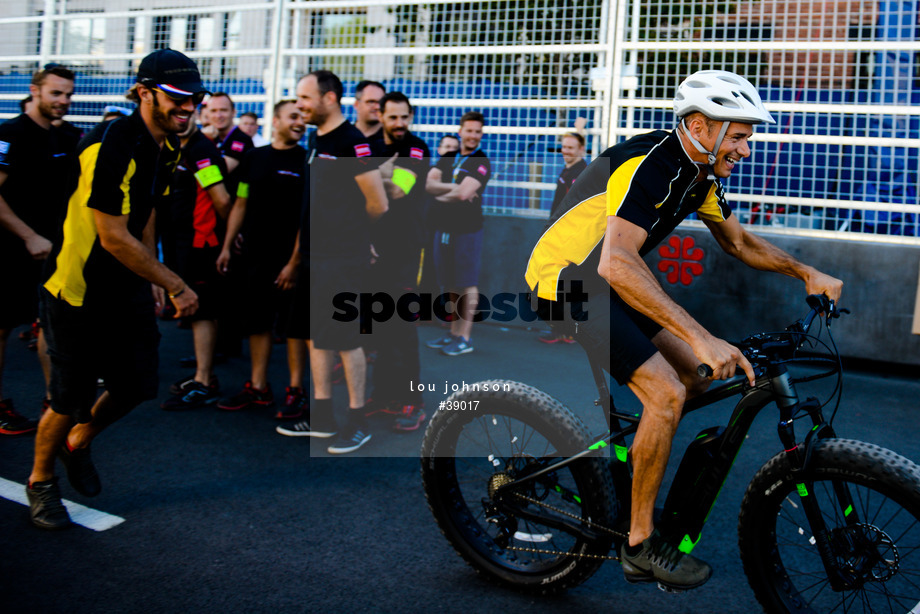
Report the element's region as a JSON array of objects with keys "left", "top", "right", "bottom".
[{"left": 697, "top": 364, "right": 713, "bottom": 378}]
